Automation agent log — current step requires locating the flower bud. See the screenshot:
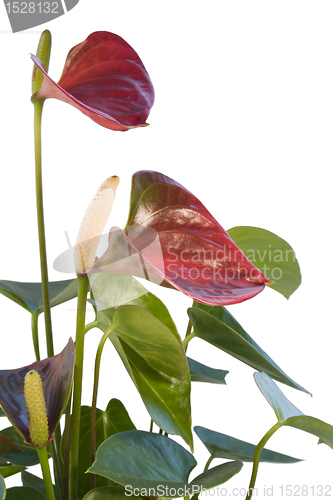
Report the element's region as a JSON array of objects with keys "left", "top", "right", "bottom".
[
  {"left": 74, "top": 176, "right": 119, "bottom": 274},
  {"left": 24, "top": 370, "right": 49, "bottom": 447},
  {"left": 31, "top": 30, "right": 52, "bottom": 95}
]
